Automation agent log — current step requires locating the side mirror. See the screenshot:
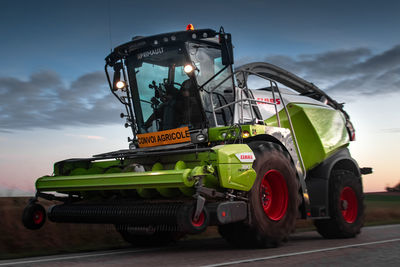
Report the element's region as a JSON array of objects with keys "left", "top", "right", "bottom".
[
  {"left": 220, "top": 33, "right": 234, "bottom": 66},
  {"left": 112, "top": 63, "right": 123, "bottom": 91}
]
